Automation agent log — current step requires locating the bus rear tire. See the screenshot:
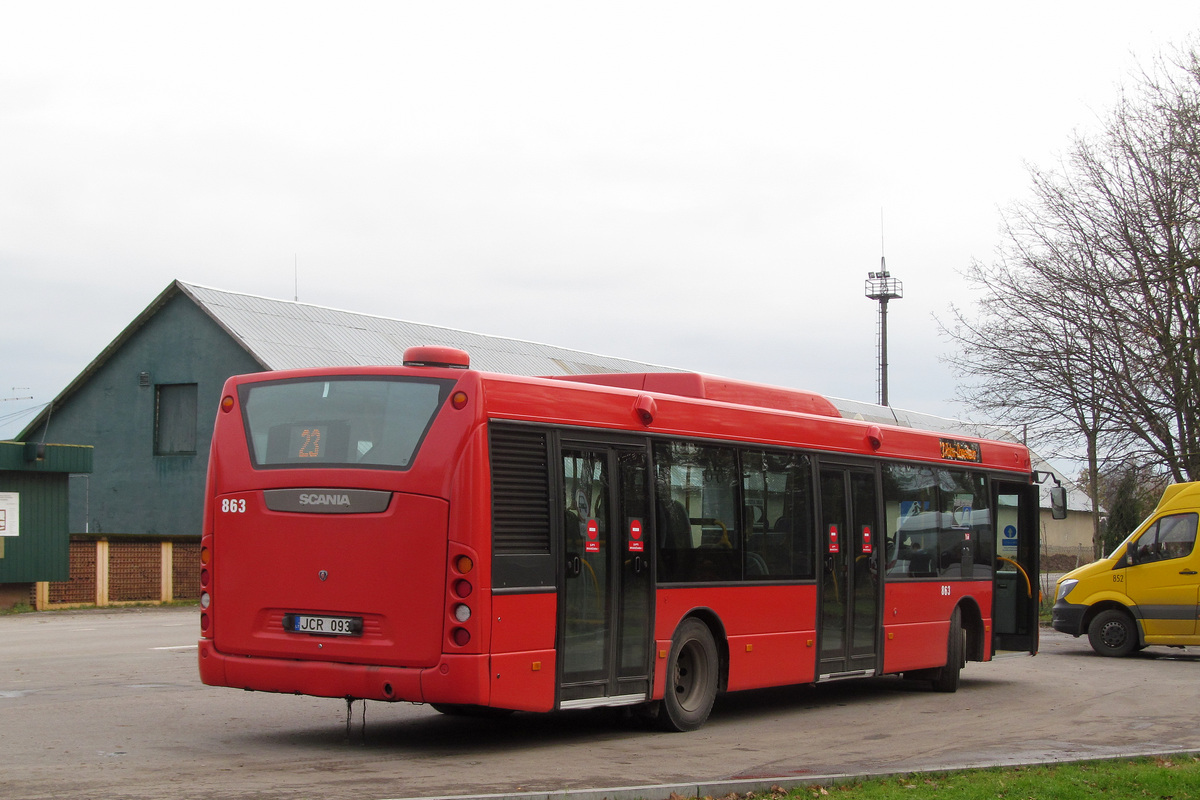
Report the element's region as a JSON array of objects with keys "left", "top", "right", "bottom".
[
  {"left": 658, "top": 618, "right": 718, "bottom": 732},
  {"left": 1087, "top": 609, "right": 1138, "bottom": 657},
  {"left": 931, "top": 607, "right": 964, "bottom": 693}
]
